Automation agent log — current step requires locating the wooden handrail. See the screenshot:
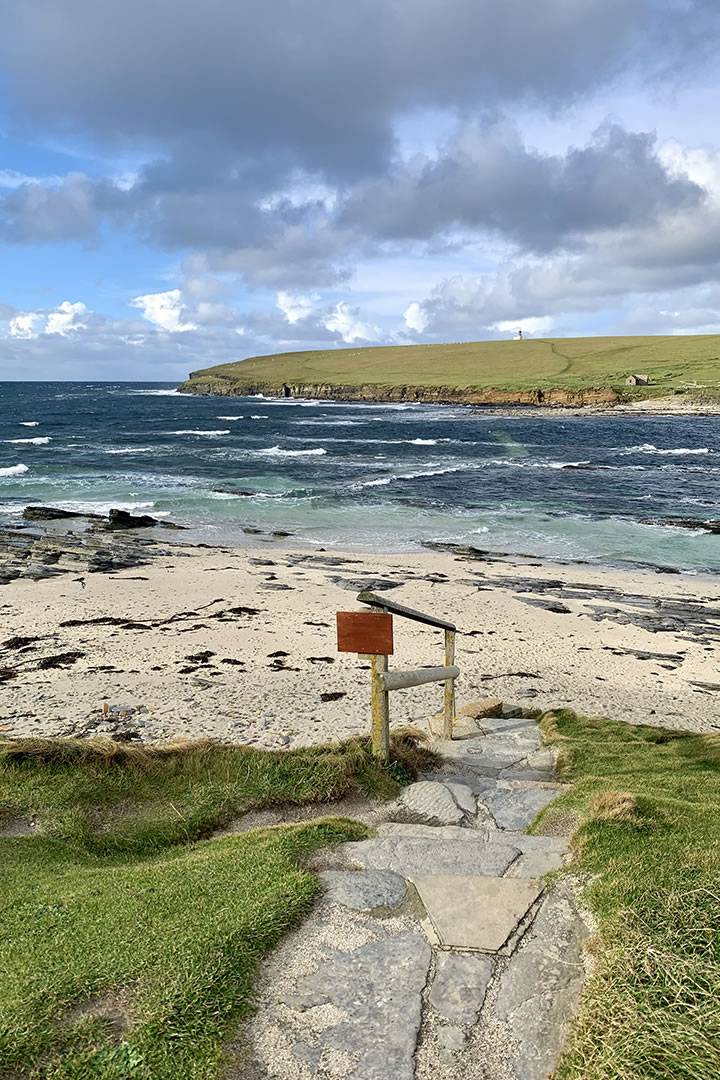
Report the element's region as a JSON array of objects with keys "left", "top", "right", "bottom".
[
  {"left": 380, "top": 665, "right": 460, "bottom": 692},
  {"left": 356, "top": 591, "right": 456, "bottom": 632}
]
